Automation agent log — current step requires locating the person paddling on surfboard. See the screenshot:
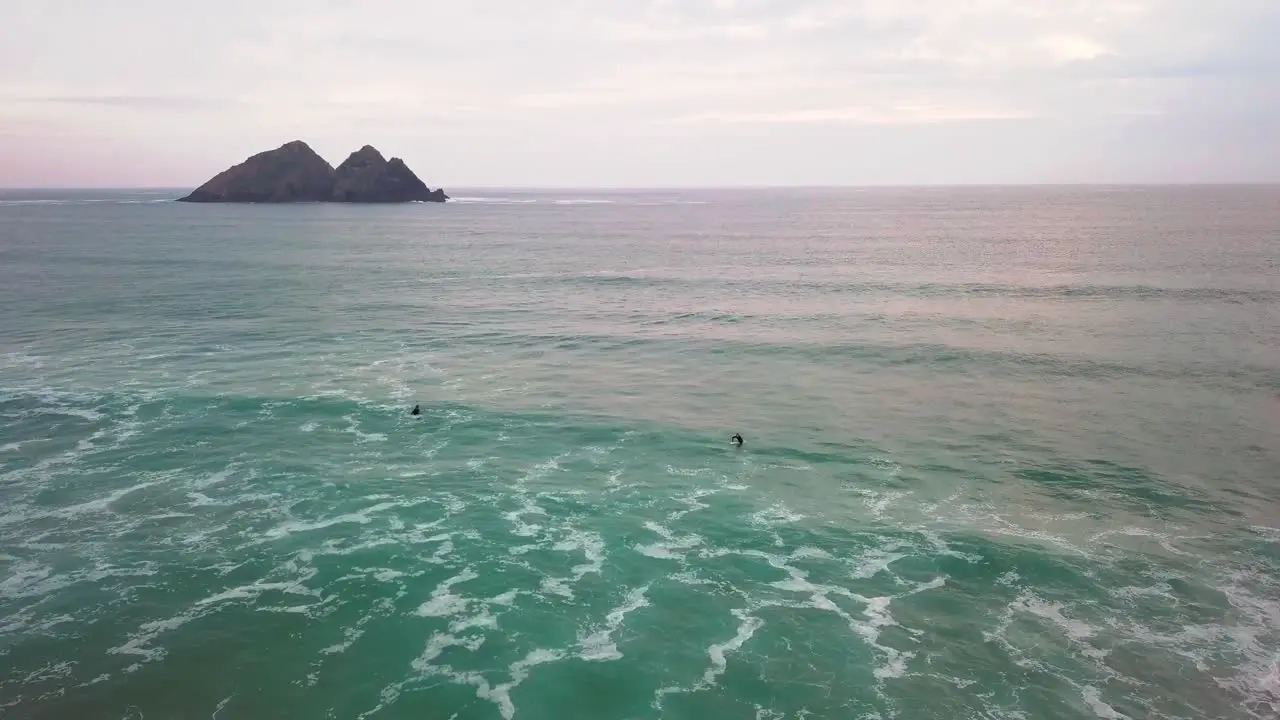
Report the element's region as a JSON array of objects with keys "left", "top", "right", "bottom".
[
  {"left": 411, "top": 404, "right": 421, "bottom": 416},
  {"left": 731, "top": 433, "right": 743, "bottom": 446}
]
